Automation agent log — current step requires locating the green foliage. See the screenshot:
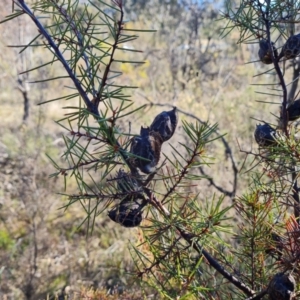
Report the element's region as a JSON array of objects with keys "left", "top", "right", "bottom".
[
  {"left": 221, "top": 0, "right": 300, "bottom": 299},
  {"left": 0, "top": 229, "right": 13, "bottom": 250},
  {"left": 222, "top": 0, "right": 300, "bottom": 43}
]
